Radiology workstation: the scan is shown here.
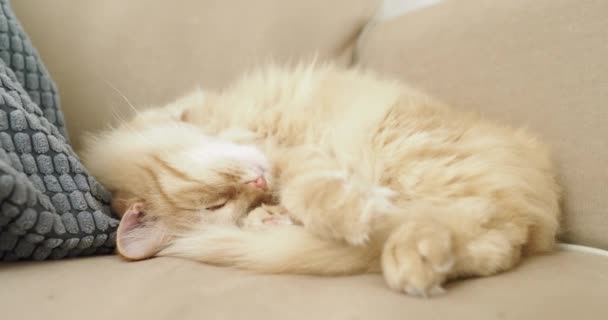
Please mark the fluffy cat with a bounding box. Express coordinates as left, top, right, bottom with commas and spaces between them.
83, 63, 561, 297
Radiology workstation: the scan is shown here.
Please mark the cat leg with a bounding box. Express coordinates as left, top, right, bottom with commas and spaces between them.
277, 147, 397, 245
381, 200, 528, 297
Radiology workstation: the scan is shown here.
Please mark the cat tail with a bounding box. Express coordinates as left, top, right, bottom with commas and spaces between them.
158, 225, 377, 275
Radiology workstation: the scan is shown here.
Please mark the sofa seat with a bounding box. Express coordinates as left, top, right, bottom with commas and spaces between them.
1, 249, 606, 320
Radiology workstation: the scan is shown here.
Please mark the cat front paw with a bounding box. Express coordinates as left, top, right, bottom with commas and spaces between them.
382, 219, 456, 297
287, 172, 397, 246
241, 205, 294, 230
337, 184, 397, 246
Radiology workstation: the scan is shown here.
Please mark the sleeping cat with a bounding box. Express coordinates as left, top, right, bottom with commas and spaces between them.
82, 63, 561, 297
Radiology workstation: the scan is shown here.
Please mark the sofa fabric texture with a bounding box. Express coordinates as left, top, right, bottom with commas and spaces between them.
0, 250, 606, 320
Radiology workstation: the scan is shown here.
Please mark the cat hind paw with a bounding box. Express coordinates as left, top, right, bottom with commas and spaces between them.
382, 219, 456, 297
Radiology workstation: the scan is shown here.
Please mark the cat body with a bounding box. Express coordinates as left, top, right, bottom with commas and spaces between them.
83, 64, 560, 296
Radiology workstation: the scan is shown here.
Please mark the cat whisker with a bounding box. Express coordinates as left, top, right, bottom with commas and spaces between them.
110, 104, 128, 125
108, 104, 157, 146
105, 80, 141, 117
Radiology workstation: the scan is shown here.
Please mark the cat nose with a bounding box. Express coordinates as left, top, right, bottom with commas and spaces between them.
249, 176, 268, 191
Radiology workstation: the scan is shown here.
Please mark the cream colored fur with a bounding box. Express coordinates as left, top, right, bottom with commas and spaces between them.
83, 63, 561, 297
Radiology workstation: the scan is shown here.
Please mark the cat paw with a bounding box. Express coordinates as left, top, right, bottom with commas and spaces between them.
339, 184, 397, 246
301, 173, 397, 246
241, 205, 294, 230
381, 220, 456, 297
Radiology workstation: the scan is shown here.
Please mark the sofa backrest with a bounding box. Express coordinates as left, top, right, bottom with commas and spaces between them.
13, 0, 379, 150
358, 0, 608, 249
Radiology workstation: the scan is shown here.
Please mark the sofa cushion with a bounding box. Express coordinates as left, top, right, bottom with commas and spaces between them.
357, 0, 608, 249
0, 0, 118, 261
0, 249, 606, 320
12, 0, 380, 151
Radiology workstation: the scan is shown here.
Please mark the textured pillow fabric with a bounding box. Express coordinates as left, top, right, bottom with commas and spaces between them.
0, 0, 118, 261
0, 1, 65, 137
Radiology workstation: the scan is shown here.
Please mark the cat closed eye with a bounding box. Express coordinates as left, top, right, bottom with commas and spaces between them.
205, 201, 227, 211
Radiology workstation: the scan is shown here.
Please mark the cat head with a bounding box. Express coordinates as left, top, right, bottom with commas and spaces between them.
82, 101, 275, 260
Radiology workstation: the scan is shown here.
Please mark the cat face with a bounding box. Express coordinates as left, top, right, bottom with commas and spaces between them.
137, 133, 274, 225
83, 111, 275, 260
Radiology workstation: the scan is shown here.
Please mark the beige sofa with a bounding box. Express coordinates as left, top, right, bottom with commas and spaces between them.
3, 1, 607, 319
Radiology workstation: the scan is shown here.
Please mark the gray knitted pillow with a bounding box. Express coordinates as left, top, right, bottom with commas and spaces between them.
0, 0, 118, 261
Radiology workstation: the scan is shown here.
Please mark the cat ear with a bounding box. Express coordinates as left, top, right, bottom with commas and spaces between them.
165, 88, 207, 122
116, 202, 167, 260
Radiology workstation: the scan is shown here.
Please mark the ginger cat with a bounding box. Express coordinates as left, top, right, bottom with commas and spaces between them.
83, 63, 561, 297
